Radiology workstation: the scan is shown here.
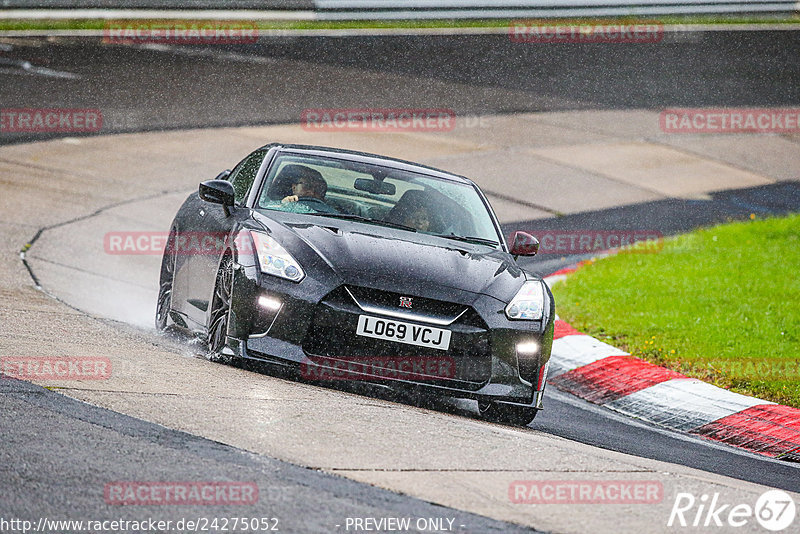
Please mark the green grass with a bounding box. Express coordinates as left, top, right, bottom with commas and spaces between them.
0, 15, 798, 32
551, 213, 800, 408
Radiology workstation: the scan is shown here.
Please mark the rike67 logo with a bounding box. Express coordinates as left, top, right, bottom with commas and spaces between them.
668, 490, 796, 531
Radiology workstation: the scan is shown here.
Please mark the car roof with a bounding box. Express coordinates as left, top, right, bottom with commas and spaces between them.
262, 143, 475, 186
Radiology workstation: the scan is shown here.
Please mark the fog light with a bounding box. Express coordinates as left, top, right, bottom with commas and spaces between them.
516, 341, 539, 355
258, 296, 282, 311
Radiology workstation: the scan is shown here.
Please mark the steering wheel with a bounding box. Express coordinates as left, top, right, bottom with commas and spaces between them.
295, 196, 327, 206
293, 196, 327, 208
294, 196, 340, 213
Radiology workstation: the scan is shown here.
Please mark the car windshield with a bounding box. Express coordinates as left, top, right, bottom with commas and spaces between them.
256, 153, 501, 246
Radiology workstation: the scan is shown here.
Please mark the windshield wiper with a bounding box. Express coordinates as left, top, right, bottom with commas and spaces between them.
305, 212, 418, 232
431, 233, 499, 247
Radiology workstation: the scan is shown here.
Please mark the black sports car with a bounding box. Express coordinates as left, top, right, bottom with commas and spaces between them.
157, 144, 554, 425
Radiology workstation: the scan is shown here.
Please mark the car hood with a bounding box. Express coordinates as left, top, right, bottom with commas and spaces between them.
270, 218, 527, 303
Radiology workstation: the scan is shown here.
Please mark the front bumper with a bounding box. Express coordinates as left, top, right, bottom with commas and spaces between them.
229, 260, 554, 408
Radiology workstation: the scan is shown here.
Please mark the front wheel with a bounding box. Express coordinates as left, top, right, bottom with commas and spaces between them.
478, 401, 538, 426
207, 255, 234, 364
155, 234, 176, 331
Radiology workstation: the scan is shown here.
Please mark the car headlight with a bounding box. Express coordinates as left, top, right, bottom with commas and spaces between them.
249, 231, 305, 282
505, 280, 545, 320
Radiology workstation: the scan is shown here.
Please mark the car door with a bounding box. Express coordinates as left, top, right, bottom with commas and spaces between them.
185, 149, 269, 328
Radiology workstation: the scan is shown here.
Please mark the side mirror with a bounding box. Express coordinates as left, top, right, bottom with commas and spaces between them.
199, 179, 235, 207
509, 231, 539, 257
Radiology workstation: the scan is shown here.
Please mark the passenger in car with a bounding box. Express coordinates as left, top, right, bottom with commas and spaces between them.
387, 190, 444, 232
400, 206, 433, 232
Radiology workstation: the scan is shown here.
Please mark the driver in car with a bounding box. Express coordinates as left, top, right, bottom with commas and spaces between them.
282, 172, 325, 203
271, 166, 338, 214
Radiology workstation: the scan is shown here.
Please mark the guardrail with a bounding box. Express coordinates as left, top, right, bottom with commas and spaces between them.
2, 0, 797, 18
0, 1, 312, 7
313, 0, 799, 19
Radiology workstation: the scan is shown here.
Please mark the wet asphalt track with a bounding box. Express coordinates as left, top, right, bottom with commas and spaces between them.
1, 30, 799, 144
0, 376, 536, 533
1, 31, 799, 527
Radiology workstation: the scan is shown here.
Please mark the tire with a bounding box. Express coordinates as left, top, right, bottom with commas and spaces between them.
478, 400, 538, 426
207, 255, 234, 364
155, 234, 176, 331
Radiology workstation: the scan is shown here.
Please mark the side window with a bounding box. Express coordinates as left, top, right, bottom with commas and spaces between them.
228, 149, 267, 205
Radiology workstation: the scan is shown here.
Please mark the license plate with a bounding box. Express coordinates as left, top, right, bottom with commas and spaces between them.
356, 315, 451, 351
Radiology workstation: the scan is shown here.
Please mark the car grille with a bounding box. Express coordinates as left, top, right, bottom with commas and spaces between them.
302, 285, 492, 389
